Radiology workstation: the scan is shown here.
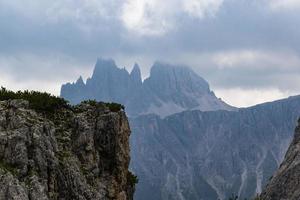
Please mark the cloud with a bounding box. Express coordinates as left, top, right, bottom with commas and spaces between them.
0, 53, 93, 95
215, 88, 293, 108
212, 50, 300, 71
0, 0, 300, 107
268, 0, 300, 11
121, 0, 173, 36
183, 0, 224, 18
120, 0, 225, 36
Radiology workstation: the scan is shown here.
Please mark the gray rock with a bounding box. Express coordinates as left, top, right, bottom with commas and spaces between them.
130, 95, 300, 200
260, 119, 300, 200
0, 100, 135, 200
61, 59, 235, 118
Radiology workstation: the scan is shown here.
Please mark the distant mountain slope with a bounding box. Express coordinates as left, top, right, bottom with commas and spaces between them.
260, 119, 300, 200
130, 95, 300, 200
61, 58, 235, 117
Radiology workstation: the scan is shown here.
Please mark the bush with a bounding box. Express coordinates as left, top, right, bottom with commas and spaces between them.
81, 99, 98, 107
81, 100, 125, 112
105, 102, 125, 112
0, 87, 70, 114
128, 171, 139, 186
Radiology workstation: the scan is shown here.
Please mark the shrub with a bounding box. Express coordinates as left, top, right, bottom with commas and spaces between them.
81, 99, 98, 106
0, 87, 70, 114
128, 171, 139, 186
105, 102, 125, 112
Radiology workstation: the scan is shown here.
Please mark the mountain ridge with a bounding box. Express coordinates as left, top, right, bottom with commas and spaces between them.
61, 58, 235, 117
130, 94, 300, 199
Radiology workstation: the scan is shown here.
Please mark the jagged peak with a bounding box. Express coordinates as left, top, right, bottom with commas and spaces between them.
92, 58, 118, 75
75, 76, 85, 85
130, 63, 142, 81
131, 63, 141, 74
150, 61, 208, 82
150, 61, 193, 75
96, 57, 117, 67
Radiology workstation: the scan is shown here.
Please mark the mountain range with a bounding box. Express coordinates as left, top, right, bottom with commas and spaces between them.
61, 58, 300, 199
61, 58, 235, 118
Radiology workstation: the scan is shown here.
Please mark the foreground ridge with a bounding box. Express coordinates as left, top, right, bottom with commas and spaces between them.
0, 97, 136, 200
260, 118, 300, 200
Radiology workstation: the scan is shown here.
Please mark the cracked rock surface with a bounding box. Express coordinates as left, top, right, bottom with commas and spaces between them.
0, 99, 135, 200
260, 119, 300, 200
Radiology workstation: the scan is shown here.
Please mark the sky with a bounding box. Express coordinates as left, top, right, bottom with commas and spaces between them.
0, 0, 300, 107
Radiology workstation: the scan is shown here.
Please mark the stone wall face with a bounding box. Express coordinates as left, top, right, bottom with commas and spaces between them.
0, 99, 135, 200
260, 119, 300, 200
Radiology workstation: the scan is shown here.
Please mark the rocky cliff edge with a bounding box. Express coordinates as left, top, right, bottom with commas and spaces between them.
260, 118, 300, 200
0, 99, 136, 200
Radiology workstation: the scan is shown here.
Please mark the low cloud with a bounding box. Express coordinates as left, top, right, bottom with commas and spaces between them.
268, 0, 300, 11
120, 0, 224, 36
0, 0, 300, 107
215, 88, 293, 108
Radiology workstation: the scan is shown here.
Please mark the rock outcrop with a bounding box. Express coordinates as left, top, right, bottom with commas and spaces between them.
0, 99, 135, 200
61, 58, 235, 117
260, 119, 300, 200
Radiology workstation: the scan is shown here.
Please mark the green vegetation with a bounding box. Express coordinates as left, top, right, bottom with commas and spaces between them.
0, 161, 18, 175
81, 99, 98, 107
0, 87, 125, 115
81, 99, 125, 112
128, 171, 139, 186
0, 87, 70, 114
105, 102, 125, 112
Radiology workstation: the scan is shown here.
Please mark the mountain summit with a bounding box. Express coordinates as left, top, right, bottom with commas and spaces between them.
61, 58, 235, 117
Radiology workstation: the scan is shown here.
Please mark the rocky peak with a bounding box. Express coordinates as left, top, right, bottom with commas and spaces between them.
260, 118, 300, 200
76, 76, 85, 86
145, 62, 210, 95
130, 63, 142, 85
90, 58, 130, 80
61, 59, 235, 117
0, 98, 136, 200
95, 58, 118, 70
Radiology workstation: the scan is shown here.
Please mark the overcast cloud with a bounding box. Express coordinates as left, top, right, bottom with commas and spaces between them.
0, 0, 300, 107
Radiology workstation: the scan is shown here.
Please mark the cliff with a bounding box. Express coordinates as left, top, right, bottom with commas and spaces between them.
260, 119, 300, 200
0, 99, 136, 200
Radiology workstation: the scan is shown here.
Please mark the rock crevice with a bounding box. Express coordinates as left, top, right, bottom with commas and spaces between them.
260, 119, 300, 200
0, 99, 135, 200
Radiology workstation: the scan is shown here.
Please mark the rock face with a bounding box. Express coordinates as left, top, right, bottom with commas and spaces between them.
130, 96, 300, 200
260, 119, 300, 200
61, 59, 235, 117
0, 99, 135, 200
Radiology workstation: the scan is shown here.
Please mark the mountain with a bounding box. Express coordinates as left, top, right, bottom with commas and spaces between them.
0, 99, 136, 200
260, 119, 300, 200
61, 58, 235, 117
130, 96, 300, 200
60, 58, 300, 199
